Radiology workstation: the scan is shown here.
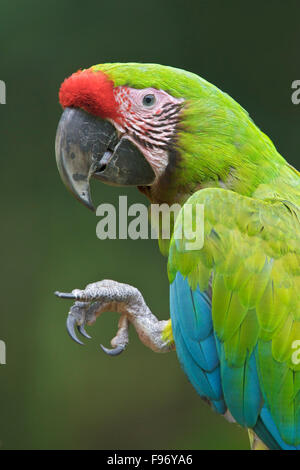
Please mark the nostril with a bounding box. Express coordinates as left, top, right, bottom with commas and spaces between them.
95, 149, 113, 173
94, 149, 113, 175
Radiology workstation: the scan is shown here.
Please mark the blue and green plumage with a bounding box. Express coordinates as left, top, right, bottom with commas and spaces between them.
168, 186, 300, 449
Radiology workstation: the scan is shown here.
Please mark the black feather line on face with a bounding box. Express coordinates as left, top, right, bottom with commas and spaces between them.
144, 121, 170, 129
132, 131, 169, 151
155, 103, 180, 117
137, 118, 186, 204
130, 102, 186, 203
157, 109, 181, 122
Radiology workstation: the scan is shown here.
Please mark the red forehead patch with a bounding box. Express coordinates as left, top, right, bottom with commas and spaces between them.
59, 69, 120, 120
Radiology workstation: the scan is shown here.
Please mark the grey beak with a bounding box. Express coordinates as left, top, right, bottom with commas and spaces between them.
55, 107, 156, 211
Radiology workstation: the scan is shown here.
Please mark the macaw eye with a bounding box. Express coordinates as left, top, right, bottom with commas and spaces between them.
142, 94, 156, 107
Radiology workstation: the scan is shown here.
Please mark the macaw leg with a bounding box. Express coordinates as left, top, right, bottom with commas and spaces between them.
55, 280, 174, 355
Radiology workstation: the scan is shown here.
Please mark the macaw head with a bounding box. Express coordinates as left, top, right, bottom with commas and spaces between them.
56, 63, 282, 209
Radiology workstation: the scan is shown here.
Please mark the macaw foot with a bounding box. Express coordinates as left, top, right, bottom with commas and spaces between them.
55, 280, 174, 355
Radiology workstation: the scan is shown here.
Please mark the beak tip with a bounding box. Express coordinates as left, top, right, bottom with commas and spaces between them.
73, 186, 95, 212
80, 196, 95, 212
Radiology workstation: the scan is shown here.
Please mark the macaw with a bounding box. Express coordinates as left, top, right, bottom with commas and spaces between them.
55, 63, 300, 450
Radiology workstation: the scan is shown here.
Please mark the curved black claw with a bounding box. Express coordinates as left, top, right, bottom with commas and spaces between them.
77, 324, 91, 339
100, 344, 125, 356
66, 315, 84, 345
55, 291, 76, 300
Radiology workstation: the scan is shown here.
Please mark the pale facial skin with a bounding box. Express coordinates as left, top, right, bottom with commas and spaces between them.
111, 86, 184, 178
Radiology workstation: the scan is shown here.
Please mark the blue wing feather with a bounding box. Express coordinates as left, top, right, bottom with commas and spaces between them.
218, 342, 262, 427
170, 272, 226, 412
255, 406, 300, 450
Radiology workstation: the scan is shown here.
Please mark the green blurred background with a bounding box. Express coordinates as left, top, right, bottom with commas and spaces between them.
0, 0, 299, 450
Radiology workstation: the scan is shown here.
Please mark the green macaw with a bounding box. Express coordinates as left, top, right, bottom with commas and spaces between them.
55, 63, 300, 450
